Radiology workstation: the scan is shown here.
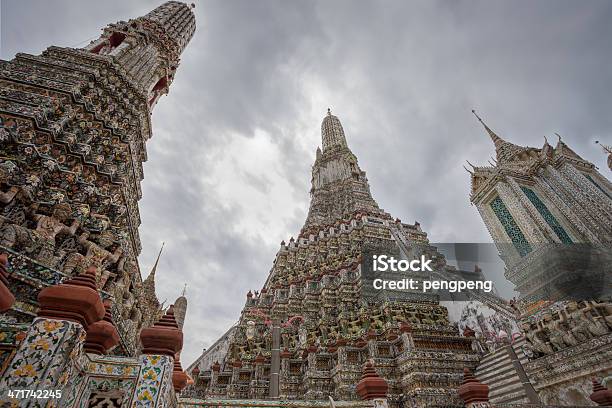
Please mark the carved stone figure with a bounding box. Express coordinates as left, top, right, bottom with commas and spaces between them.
591, 301, 612, 329
587, 316, 609, 336
543, 314, 565, 351
298, 326, 307, 347
74, 229, 123, 287
0, 203, 78, 266
557, 320, 578, 347
564, 302, 592, 342
522, 322, 553, 356
246, 321, 256, 340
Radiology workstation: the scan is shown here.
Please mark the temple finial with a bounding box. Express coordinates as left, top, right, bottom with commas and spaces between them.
155, 241, 165, 266
321, 108, 347, 150
595, 140, 612, 154
463, 165, 473, 175
182, 283, 187, 297
555, 132, 562, 143
466, 160, 476, 169
148, 241, 165, 280
472, 109, 503, 146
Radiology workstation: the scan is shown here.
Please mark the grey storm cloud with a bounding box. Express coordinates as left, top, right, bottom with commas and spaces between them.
2, 0, 612, 365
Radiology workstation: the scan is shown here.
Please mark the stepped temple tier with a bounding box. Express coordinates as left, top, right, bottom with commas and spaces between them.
182, 110, 519, 406
182, 111, 612, 407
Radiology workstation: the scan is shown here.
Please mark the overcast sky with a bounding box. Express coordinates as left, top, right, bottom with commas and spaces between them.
2, 0, 611, 366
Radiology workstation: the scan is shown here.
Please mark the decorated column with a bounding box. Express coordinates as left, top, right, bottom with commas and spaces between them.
172, 352, 189, 393
366, 329, 378, 358
83, 299, 119, 355
210, 361, 221, 388
356, 360, 389, 408
279, 348, 292, 375
336, 337, 348, 366
135, 305, 183, 406
269, 321, 281, 398
254, 353, 266, 372
458, 368, 490, 408
305, 344, 318, 372
399, 322, 414, 351
230, 359, 243, 385
191, 365, 201, 387
0, 267, 104, 407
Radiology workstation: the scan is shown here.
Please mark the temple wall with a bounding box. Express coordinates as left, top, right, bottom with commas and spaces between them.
524, 332, 612, 406
178, 398, 384, 408
0, 317, 177, 408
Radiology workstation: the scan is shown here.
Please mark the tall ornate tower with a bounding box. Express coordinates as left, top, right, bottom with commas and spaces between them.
467, 111, 612, 303
304, 109, 381, 227
0, 1, 196, 355
467, 115, 612, 405
185, 111, 483, 406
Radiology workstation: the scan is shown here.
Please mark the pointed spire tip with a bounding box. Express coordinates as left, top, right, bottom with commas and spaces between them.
471, 109, 505, 147
148, 241, 165, 280
596, 140, 612, 154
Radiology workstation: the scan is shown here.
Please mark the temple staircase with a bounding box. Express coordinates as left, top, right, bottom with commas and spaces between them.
475, 336, 541, 405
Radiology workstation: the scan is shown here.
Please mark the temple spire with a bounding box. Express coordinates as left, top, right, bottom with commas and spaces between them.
472, 109, 504, 147
143, 241, 165, 295
321, 109, 348, 151
472, 109, 525, 163
595, 140, 612, 155
141, 242, 165, 320
149, 242, 165, 280
304, 109, 380, 228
